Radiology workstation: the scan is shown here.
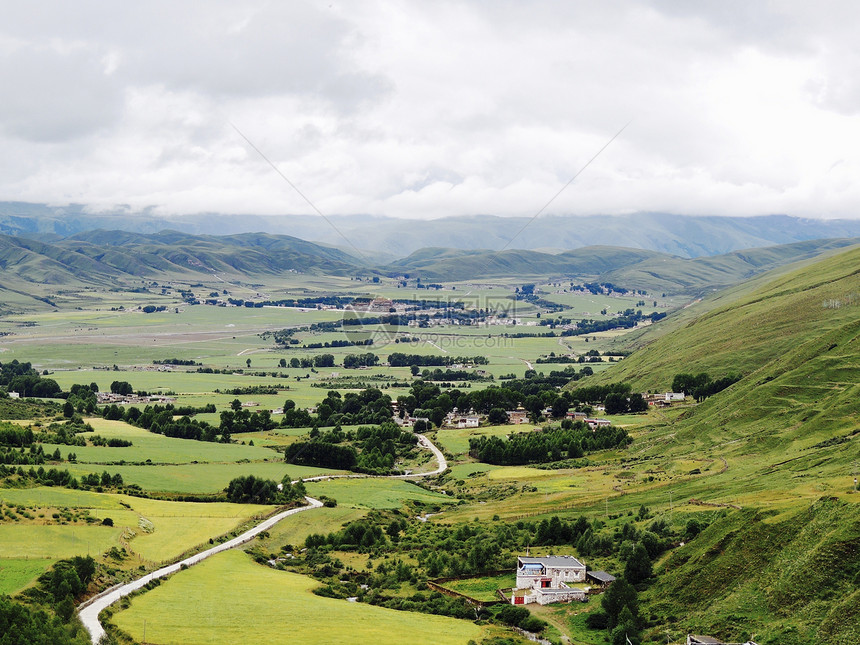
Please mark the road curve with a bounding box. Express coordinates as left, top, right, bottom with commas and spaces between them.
78, 433, 447, 644
79, 497, 323, 644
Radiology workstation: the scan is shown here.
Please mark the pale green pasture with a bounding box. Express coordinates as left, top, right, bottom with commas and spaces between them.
305, 478, 456, 509
446, 463, 500, 479
112, 549, 484, 645
255, 506, 367, 549
66, 462, 343, 493
0, 558, 56, 594
0, 486, 125, 509
433, 425, 526, 456
0, 525, 121, 558
0, 487, 274, 564
43, 418, 281, 464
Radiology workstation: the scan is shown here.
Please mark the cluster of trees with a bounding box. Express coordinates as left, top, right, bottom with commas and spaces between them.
0, 595, 89, 645
79, 471, 124, 488
0, 444, 60, 466
0, 360, 61, 398
224, 474, 306, 504
343, 352, 380, 368
605, 392, 648, 414
102, 402, 219, 442
469, 423, 631, 465
419, 368, 490, 382
0, 424, 35, 446
390, 353, 484, 368
219, 404, 276, 439
286, 422, 416, 474
88, 435, 132, 447
587, 578, 643, 645
672, 372, 742, 402
0, 464, 81, 488
305, 388, 394, 428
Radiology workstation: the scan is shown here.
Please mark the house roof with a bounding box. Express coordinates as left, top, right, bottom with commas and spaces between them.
518, 555, 585, 568
689, 637, 724, 644
586, 570, 616, 583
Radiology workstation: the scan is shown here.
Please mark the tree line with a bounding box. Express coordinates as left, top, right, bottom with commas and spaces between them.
469, 423, 631, 466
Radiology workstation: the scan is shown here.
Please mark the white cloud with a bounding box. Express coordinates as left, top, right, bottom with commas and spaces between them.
1, 0, 859, 219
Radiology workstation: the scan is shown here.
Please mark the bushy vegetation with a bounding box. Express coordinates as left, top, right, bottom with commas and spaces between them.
469, 423, 631, 465
286, 422, 418, 474
224, 474, 306, 504
0, 595, 89, 645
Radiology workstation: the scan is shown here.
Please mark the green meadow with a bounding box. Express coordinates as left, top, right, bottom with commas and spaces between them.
0, 558, 57, 594
111, 549, 485, 645
305, 478, 457, 510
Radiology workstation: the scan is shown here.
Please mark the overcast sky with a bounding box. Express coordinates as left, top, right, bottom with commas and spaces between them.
1, 1, 859, 220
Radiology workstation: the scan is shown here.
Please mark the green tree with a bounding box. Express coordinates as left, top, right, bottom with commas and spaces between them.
487, 408, 509, 424
624, 543, 653, 585
601, 577, 638, 630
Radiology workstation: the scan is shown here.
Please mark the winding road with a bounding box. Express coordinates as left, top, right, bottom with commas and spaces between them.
77, 434, 447, 644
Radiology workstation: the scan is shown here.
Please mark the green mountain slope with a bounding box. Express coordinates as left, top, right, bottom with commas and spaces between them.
385, 238, 859, 291
587, 243, 860, 390
573, 246, 860, 643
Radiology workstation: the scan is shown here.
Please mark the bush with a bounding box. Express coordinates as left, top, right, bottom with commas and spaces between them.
519, 615, 547, 632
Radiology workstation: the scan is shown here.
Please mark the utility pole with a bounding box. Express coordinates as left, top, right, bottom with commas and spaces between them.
669, 489, 674, 525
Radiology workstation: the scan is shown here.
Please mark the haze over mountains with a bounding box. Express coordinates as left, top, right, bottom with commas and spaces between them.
4, 202, 860, 258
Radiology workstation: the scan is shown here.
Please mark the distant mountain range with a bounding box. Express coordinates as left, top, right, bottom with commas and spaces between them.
0, 227, 857, 302
3, 201, 860, 258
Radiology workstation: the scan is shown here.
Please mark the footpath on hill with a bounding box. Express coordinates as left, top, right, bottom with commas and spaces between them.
77, 433, 447, 645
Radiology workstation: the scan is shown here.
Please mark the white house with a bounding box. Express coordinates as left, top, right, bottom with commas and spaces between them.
512, 555, 588, 605
665, 392, 686, 402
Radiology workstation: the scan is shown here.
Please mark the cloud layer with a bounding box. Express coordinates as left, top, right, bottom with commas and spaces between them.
1, 1, 859, 219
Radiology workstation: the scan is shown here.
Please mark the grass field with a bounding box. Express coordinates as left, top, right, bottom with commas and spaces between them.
42, 417, 282, 465
0, 487, 274, 566
438, 572, 515, 602
66, 462, 343, 494
111, 549, 485, 645
255, 506, 367, 551
0, 524, 121, 559
305, 478, 457, 509
0, 558, 56, 594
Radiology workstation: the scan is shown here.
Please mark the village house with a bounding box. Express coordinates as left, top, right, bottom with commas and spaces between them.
511, 555, 594, 605
585, 418, 611, 430
566, 410, 587, 421
506, 409, 529, 424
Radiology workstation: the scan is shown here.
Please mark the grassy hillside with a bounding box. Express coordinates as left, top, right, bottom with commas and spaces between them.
646, 498, 860, 644
584, 243, 860, 392
386, 238, 859, 289
573, 245, 860, 644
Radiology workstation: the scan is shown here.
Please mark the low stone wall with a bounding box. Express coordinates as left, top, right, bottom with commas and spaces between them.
426, 571, 512, 609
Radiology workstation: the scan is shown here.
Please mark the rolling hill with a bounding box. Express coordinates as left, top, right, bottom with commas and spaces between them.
5, 202, 860, 258
566, 244, 860, 643
385, 238, 860, 291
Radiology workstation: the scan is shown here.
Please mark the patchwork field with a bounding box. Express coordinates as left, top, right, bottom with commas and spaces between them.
111, 549, 486, 645
304, 478, 457, 509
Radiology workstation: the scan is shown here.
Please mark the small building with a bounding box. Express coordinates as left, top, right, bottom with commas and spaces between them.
507, 409, 529, 424
586, 570, 616, 588
513, 555, 589, 606
8, 391, 20, 399
566, 411, 587, 420
665, 392, 686, 401
585, 418, 611, 430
